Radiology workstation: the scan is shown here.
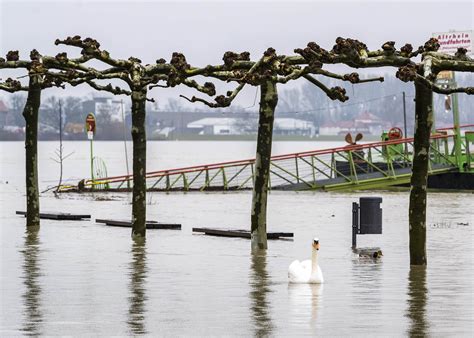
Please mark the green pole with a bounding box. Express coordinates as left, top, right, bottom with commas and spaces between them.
451, 72, 463, 172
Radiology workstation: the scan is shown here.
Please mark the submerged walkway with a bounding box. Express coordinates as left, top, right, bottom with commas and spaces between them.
60, 125, 474, 192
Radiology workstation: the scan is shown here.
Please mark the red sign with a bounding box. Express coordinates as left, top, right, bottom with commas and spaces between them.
85, 113, 96, 134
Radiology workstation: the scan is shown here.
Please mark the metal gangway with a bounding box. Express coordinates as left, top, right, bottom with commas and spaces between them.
61, 125, 474, 192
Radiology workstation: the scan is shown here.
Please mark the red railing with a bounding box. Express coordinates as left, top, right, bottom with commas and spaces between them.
87, 132, 461, 186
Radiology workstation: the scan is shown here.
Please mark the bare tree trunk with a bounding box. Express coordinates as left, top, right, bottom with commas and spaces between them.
409, 79, 433, 265
22, 75, 42, 228
251, 81, 278, 250
131, 89, 147, 238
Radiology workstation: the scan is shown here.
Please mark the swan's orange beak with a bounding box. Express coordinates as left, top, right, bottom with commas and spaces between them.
312, 242, 320, 250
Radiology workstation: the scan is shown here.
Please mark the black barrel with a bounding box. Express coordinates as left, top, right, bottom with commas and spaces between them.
359, 197, 382, 234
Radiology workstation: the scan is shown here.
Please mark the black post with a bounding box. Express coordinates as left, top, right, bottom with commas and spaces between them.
352, 202, 359, 249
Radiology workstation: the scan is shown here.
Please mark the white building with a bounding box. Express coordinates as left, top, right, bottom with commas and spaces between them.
273, 118, 316, 136
187, 118, 241, 135
187, 117, 316, 136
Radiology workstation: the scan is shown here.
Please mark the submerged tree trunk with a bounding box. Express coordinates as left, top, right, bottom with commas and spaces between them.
409, 79, 433, 265
131, 89, 147, 238
22, 75, 42, 228
251, 81, 278, 250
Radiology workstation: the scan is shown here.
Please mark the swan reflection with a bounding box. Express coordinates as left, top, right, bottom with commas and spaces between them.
288, 283, 324, 329
249, 250, 274, 337
127, 238, 148, 335
406, 266, 428, 337
21, 226, 43, 336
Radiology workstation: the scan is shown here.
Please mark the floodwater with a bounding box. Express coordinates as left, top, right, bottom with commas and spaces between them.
0, 141, 473, 336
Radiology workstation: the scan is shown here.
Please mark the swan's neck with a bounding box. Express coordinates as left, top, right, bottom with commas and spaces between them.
311, 247, 319, 275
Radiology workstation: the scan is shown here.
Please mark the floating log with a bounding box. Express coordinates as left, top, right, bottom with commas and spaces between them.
95, 219, 181, 230
192, 227, 293, 239
16, 211, 90, 220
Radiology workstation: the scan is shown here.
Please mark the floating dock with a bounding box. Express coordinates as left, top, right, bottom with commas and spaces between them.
16, 211, 90, 220
96, 218, 181, 230
192, 227, 293, 239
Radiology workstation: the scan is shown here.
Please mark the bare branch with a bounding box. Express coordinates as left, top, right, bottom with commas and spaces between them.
148, 83, 169, 89
151, 78, 217, 96
181, 82, 246, 108
0, 78, 28, 92
55, 36, 132, 69
182, 79, 217, 96
415, 74, 474, 95
310, 69, 384, 84
86, 80, 132, 96
431, 57, 474, 73
303, 74, 349, 101
276, 67, 309, 84
179, 95, 218, 107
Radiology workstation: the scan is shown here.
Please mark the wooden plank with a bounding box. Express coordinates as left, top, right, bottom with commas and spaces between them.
96, 219, 181, 230
16, 211, 90, 220
192, 227, 293, 239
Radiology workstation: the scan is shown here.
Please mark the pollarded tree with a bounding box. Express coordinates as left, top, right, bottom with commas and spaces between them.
0, 49, 96, 227
395, 42, 474, 265
291, 37, 474, 264
181, 47, 383, 250
55, 36, 216, 239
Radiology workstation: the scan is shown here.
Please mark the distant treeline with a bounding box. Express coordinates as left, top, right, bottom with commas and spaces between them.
1, 73, 472, 141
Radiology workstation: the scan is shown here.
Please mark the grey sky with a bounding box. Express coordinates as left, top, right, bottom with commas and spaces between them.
0, 0, 473, 108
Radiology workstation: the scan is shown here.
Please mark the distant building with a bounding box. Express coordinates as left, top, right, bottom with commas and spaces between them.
186, 117, 316, 136
187, 118, 241, 135
320, 112, 387, 136
82, 97, 123, 122
354, 112, 385, 135
273, 118, 315, 136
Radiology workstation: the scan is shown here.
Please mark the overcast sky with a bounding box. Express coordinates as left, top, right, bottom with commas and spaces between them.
0, 0, 473, 108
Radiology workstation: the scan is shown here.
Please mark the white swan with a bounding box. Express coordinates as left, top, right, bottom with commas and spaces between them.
288, 238, 324, 284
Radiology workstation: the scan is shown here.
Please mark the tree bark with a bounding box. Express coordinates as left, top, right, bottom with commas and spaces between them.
22, 75, 42, 228
131, 89, 147, 238
251, 81, 278, 250
409, 78, 433, 265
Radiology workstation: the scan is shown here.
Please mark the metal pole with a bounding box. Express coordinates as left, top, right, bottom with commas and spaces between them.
59, 100, 63, 183
121, 100, 131, 188
402, 92, 409, 162
402, 92, 408, 138
90, 137, 94, 183
352, 202, 359, 249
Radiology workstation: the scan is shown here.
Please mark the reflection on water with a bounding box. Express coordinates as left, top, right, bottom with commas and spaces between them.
20, 226, 43, 336
288, 283, 324, 331
406, 266, 429, 337
249, 250, 273, 337
351, 251, 383, 313
127, 238, 148, 335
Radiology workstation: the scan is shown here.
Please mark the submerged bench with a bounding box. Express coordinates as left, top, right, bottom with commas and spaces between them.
192, 227, 293, 239
16, 211, 90, 220
96, 219, 181, 230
